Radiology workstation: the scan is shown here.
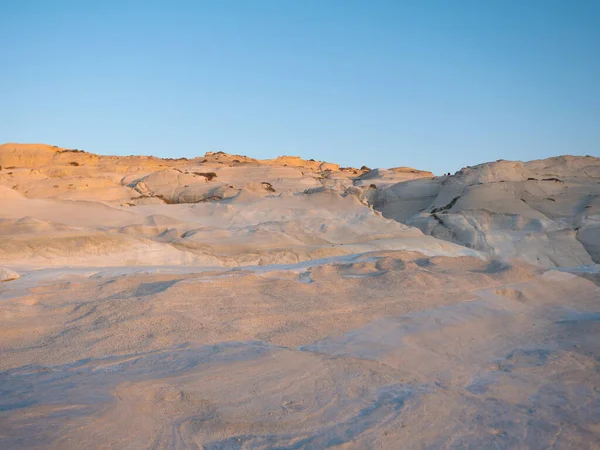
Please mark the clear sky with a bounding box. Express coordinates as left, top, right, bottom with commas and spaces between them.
1, 0, 598, 174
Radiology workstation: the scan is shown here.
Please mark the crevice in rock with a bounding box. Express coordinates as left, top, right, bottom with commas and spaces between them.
431, 196, 461, 214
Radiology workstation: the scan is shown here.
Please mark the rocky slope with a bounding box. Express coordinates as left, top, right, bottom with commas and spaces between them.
2, 144, 598, 268
373, 156, 600, 267
0, 143, 453, 269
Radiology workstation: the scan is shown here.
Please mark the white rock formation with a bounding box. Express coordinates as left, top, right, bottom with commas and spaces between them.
1, 144, 600, 448
374, 156, 600, 267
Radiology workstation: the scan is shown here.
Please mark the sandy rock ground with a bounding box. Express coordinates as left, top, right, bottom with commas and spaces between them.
1, 144, 599, 449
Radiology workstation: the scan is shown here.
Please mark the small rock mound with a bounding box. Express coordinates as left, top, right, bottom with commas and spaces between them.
0, 267, 20, 282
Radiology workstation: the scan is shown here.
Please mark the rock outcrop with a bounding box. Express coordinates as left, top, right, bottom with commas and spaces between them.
374, 156, 600, 267
2, 143, 598, 268
0, 267, 19, 282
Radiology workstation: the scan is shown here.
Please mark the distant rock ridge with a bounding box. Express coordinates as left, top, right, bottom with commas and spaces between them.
0, 142, 430, 206
1, 142, 599, 267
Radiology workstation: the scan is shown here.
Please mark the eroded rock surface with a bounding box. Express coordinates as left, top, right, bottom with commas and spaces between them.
374, 156, 600, 267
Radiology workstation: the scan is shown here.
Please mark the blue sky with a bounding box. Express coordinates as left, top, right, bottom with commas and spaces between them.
1, 0, 598, 174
